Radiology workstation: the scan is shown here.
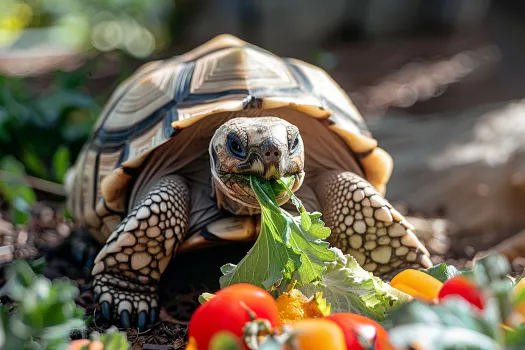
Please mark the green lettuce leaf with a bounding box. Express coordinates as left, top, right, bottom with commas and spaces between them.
298, 247, 411, 321
423, 262, 464, 283
219, 176, 335, 290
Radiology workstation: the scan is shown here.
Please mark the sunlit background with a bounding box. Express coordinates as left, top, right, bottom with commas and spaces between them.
1, 0, 525, 273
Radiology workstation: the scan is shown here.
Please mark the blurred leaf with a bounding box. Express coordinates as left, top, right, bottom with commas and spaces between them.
5, 258, 38, 295
97, 328, 129, 350
26, 257, 47, 275
21, 148, 48, 179
0, 260, 91, 349
505, 324, 525, 349
52, 146, 70, 183
0, 309, 5, 350
0, 156, 36, 225
472, 254, 514, 321
209, 331, 243, 350
424, 262, 464, 283
386, 298, 503, 349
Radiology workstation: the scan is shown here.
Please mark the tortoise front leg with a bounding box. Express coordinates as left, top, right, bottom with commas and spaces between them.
317, 171, 432, 276
91, 175, 189, 330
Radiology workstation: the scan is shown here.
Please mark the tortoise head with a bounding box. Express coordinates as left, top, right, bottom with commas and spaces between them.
209, 116, 305, 208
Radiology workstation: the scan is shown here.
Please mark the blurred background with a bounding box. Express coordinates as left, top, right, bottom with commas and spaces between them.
1, 0, 525, 273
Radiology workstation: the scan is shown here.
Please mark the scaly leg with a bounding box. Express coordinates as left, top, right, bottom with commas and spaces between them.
318, 171, 432, 276
91, 175, 189, 330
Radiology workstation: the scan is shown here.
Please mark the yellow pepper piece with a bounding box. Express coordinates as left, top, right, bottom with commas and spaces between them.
186, 336, 198, 350
390, 269, 443, 301
276, 288, 329, 324
391, 283, 432, 301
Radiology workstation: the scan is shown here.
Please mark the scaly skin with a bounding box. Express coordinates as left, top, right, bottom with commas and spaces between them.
320, 171, 432, 276
92, 175, 189, 329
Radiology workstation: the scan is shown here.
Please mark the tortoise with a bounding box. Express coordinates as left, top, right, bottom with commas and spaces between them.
66, 34, 432, 330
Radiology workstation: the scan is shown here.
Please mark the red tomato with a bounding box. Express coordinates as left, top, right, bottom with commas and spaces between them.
438, 275, 485, 310
325, 313, 393, 350
188, 283, 280, 350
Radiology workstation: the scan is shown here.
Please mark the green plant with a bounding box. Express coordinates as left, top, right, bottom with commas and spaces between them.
386, 255, 525, 350
0, 156, 37, 225
0, 259, 129, 350
0, 67, 101, 184
0, 259, 85, 349
0, 0, 176, 58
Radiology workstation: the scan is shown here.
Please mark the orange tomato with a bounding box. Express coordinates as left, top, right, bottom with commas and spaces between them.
287, 318, 346, 350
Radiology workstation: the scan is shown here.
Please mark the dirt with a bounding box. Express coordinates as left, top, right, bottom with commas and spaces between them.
0, 193, 523, 349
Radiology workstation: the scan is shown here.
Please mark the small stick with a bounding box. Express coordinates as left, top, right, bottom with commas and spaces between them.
0, 170, 66, 197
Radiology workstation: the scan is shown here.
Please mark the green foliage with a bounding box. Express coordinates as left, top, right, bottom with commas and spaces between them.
386, 254, 525, 350
209, 331, 243, 350
1, 0, 177, 57
219, 176, 335, 291
0, 260, 85, 349
83, 328, 129, 350
299, 247, 411, 321
423, 262, 465, 283
219, 176, 407, 322
0, 68, 101, 184
0, 259, 129, 350
52, 146, 71, 184
0, 156, 36, 225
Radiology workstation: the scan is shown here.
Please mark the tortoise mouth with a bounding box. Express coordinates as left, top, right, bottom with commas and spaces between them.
212, 171, 305, 209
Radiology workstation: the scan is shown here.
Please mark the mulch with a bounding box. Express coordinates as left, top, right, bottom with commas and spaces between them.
0, 194, 523, 349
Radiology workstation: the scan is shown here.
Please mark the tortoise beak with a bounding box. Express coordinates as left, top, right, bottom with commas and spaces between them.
263, 163, 281, 180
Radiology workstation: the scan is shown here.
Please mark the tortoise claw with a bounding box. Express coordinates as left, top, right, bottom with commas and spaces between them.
149, 307, 158, 325
121, 310, 131, 329
138, 311, 148, 331
101, 302, 112, 321
92, 274, 159, 329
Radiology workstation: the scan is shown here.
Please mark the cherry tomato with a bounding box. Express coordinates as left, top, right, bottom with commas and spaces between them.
438, 275, 485, 310
188, 283, 280, 350
287, 318, 346, 350
325, 313, 393, 350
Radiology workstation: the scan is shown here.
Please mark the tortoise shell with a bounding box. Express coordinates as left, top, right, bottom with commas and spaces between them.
67, 34, 393, 244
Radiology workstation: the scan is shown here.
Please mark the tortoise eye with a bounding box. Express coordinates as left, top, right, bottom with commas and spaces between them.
290, 134, 300, 153
227, 134, 246, 159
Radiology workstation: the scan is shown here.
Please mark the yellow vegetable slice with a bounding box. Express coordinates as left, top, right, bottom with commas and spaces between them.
390, 269, 443, 301
276, 288, 330, 324
390, 283, 432, 302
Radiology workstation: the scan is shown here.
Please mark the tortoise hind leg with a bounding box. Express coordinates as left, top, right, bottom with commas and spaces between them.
91, 175, 189, 330
316, 171, 432, 277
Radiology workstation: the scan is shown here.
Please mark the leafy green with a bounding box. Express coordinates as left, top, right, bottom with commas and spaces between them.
87, 328, 129, 350
0, 156, 36, 225
1, 260, 85, 349
385, 254, 525, 350
219, 176, 335, 291
52, 146, 71, 184
209, 331, 243, 350
298, 247, 411, 321
423, 262, 464, 283
0, 260, 129, 350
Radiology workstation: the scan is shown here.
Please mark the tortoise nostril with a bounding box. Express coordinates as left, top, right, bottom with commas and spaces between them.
265, 152, 271, 157
274, 152, 279, 156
